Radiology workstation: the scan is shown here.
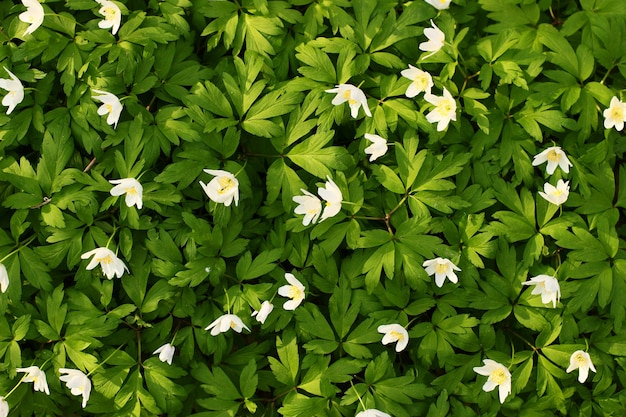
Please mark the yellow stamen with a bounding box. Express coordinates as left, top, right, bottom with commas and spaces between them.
390, 331, 404, 341
435, 263, 448, 274
611, 107, 624, 120
573, 352, 587, 366
437, 99, 454, 116
217, 177, 235, 195
490, 368, 508, 384
547, 149, 559, 162
97, 255, 112, 265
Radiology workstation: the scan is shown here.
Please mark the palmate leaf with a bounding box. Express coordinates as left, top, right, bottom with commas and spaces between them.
287, 132, 353, 179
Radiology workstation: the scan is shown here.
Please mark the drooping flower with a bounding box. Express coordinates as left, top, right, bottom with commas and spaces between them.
364, 134, 388, 162
278, 273, 306, 311
153, 343, 175, 365
603, 96, 626, 131
251, 301, 274, 324
92, 90, 123, 128
81, 247, 128, 279
0, 397, 7, 417
538, 179, 569, 206
19, 0, 44, 36
59, 368, 91, 408
318, 177, 342, 222
566, 350, 596, 383
423, 257, 461, 287
110, 178, 143, 209
473, 359, 512, 404
401, 65, 434, 97
522, 275, 561, 308
205, 314, 250, 336
355, 410, 392, 417
419, 20, 445, 59
292, 189, 322, 226
0, 263, 8, 293
424, 0, 452, 10
425, 88, 457, 131
0, 68, 25, 115
325, 84, 372, 118
532, 146, 572, 175
378, 323, 409, 352
16, 366, 50, 395
96, 0, 122, 35
199, 169, 239, 207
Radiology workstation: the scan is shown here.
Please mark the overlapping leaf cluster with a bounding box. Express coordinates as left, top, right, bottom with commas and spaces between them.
0, 0, 625, 416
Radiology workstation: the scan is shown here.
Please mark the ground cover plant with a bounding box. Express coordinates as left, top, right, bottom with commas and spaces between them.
0, 0, 625, 415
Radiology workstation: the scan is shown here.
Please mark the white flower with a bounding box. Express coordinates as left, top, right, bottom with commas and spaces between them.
473, 359, 512, 404
199, 169, 239, 207
110, 178, 143, 209
364, 134, 388, 162
0, 397, 7, 417
96, 0, 122, 35
400, 65, 433, 97
81, 247, 128, 279
59, 368, 91, 408
532, 146, 572, 175
292, 189, 322, 226
538, 179, 569, 206
0, 67, 25, 115
522, 274, 561, 308
355, 410, 392, 417
16, 366, 50, 395
566, 350, 596, 383
419, 20, 445, 59
603, 96, 626, 131
425, 88, 457, 131
318, 177, 342, 222
0, 263, 8, 293
423, 257, 461, 287
325, 84, 371, 118
378, 323, 409, 352
278, 273, 305, 311
205, 314, 250, 336
153, 343, 175, 365
251, 301, 274, 324
92, 90, 123, 128
19, 0, 44, 36
424, 0, 452, 10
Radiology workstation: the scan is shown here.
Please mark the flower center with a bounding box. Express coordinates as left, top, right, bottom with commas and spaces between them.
490, 368, 508, 384
125, 187, 137, 195
105, 103, 113, 113
611, 106, 624, 120
289, 286, 303, 299
97, 255, 113, 265
390, 331, 404, 341
547, 149, 559, 162
437, 99, 454, 115
574, 352, 587, 366
230, 321, 237, 329
343, 90, 352, 100
217, 177, 235, 195
435, 263, 448, 274
414, 74, 429, 90
552, 189, 563, 197
103, 6, 117, 20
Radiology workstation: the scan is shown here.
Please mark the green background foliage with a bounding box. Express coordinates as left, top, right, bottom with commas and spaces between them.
0, 0, 625, 415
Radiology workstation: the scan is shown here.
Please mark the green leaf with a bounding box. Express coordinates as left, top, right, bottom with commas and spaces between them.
235, 249, 281, 281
